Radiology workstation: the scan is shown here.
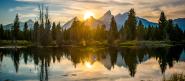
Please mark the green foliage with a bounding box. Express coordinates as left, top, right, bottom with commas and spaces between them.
121, 8, 137, 40
23, 22, 29, 40
0, 40, 32, 46
69, 17, 82, 42
52, 22, 57, 41
44, 20, 52, 45
172, 24, 183, 41
158, 11, 168, 40
95, 24, 107, 41
33, 21, 40, 45
108, 16, 118, 44
56, 22, 63, 46
0, 24, 4, 40
12, 14, 20, 43
136, 20, 145, 40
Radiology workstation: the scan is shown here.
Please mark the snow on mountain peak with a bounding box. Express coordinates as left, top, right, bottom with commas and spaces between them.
115, 12, 129, 30
105, 10, 112, 16
62, 17, 80, 30
99, 10, 114, 30
61, 11, 184, 31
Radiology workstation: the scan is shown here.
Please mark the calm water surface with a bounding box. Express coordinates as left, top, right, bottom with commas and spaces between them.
0, 46, 185, 81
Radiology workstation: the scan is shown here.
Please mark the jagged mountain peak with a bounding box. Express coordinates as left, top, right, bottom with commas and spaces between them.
3, 19, 34, 30
101, 10, 113, 18
105, 10, 112, 15
115, 12, 158, 30
61, 10, 184, 31
62, 17, 80, 29
83, 16, 103, 28
73, 16, 80, 21
99, 10, 114, 30
173, 18, 185, 31
85, 16, 96, 21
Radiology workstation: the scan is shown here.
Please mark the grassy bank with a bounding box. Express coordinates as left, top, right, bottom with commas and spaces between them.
0, 40, 183, 47
60, 40, 182, 47
0, 40, 32, 47
119, 40, 173, 47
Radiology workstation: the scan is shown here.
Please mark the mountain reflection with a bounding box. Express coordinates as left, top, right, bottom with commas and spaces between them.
0, 46, 184, 80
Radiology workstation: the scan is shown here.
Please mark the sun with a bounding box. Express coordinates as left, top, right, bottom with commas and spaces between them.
83, 11, 95, 20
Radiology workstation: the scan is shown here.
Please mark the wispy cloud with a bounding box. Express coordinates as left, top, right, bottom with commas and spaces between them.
9, 6, 37, 12
5, 0, 184, 24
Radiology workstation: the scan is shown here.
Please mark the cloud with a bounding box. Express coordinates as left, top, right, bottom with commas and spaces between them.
72, 0, 133, 6
9, 6, 37, 12
13, 0, 185, 23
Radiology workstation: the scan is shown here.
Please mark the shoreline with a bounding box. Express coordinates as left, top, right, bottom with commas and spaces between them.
0, 40, 184, 48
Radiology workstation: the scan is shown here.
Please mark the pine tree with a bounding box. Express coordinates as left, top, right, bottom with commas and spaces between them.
120, 23, 129, 41
108, 16, 118, 44
13, 14, 20, 43
151, 26, 158, 40
167, 19, 174, 41
136, 20, 145, 40
52, 22, 56, 41
95, 25, 101, 41
173, 24, 183, 41
158, 11, 168, 40
39, 22, 45, 45
95, 25, 106, 41
146, 25, 152, 40
0, 24, 4, 40
24, 22, 28, 40
56, 22, 63, 46
44, 20, 52, 45
33, 21, 40, 45
100, 24, 107, 41
69, 18, 80, 41
38, 4, 46, 45
122, 8, 137, 40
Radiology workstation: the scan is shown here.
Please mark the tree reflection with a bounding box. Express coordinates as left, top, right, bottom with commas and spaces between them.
0, 46, 184, 80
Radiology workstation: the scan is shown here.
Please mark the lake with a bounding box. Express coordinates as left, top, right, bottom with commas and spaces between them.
0, 46, 185, 81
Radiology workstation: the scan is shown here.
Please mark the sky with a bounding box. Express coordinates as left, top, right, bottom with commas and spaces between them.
0, 0, 185, 25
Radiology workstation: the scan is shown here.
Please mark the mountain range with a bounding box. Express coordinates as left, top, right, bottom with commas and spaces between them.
4, 19, 34, 31
3, 11, 185, 31
62, 10, 185, 31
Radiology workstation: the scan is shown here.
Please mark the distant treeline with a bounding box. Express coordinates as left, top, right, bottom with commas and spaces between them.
0, 7, 184, 46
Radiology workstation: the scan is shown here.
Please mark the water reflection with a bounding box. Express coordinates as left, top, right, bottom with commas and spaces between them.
0, 46, 184, 81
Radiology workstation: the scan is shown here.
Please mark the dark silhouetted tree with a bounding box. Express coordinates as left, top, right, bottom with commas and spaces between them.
52, 22, 57, 41
33, 21, 40, 45
158, 11, 168, 40
121, 8, 137, 40
0, 24, 4, 40
108, 16, 118, 44
136, 20, 145, 40
13, 14, 20, 43
23, 22, 29, 40
56, 22, 63, 46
